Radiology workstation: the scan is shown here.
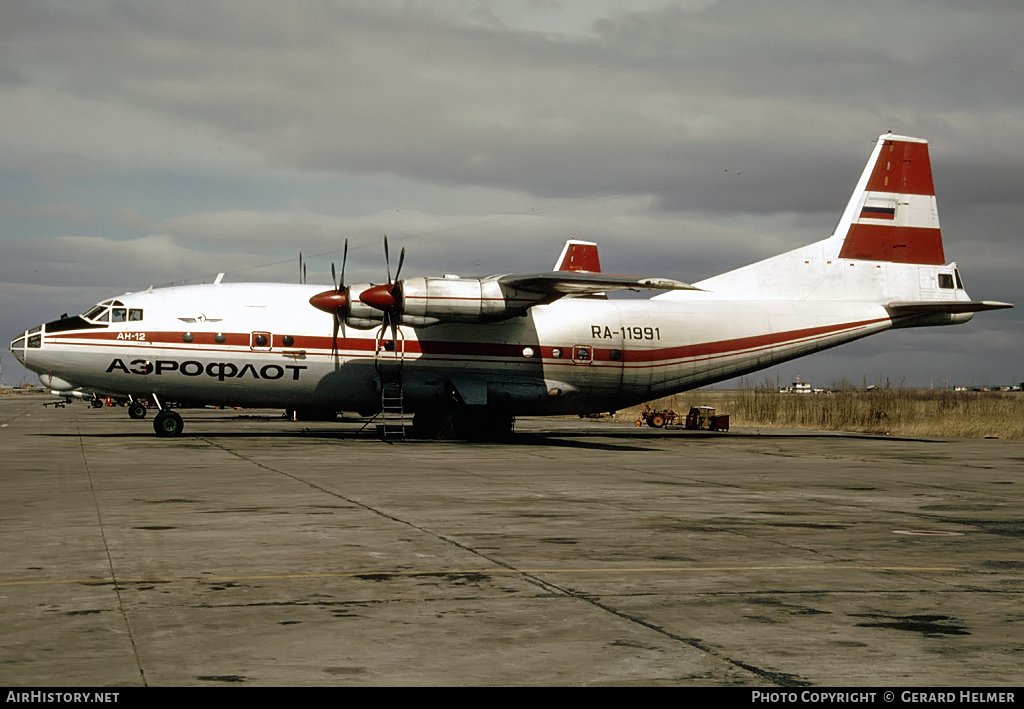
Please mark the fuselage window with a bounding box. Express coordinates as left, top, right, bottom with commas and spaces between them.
954, 269, 964, 290
938, 273, 954, 289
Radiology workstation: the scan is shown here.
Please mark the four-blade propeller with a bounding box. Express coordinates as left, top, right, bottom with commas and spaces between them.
359, 236, 405, 347
308, 235, 406, 353
307, 238, 350, 359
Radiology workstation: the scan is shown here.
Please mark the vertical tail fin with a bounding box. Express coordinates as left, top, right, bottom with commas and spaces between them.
672, 133, 1009, 317
553, 239, 602, 272
833, 134, 945, 265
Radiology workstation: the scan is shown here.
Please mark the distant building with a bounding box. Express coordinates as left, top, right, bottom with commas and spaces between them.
779, 375, 828, 394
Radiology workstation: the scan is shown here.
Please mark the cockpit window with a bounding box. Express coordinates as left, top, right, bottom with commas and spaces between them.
83, 305, 107, 321
82, 300, 141, 323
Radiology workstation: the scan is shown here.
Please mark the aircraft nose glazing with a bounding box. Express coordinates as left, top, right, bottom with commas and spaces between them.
10, 331, 28, 364
9, 325, 43, 365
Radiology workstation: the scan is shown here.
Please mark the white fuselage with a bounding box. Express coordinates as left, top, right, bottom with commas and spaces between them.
11, 280, 905, 415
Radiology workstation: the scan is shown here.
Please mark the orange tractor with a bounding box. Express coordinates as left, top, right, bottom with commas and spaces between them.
635, 403, 729, 431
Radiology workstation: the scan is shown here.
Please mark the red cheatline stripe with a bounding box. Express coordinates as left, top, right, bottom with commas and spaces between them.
619, 317, 888, 363
44, 317, 889, 368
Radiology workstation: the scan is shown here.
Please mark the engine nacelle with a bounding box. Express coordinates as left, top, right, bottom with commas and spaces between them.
398, 276, 543, 325
344, 284, 386, 330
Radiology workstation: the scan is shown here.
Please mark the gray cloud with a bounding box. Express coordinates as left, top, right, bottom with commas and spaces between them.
5, 1, 1020, 202
2, 0, 1021, 387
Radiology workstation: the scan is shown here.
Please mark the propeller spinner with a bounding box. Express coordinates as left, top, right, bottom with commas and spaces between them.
308, 239, 349, 357
308, 236, 407, 347
359, 235, 405, 345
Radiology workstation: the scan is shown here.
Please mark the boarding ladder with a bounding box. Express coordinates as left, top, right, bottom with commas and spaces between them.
373, 326, 406, 442
379, 378, 406, 442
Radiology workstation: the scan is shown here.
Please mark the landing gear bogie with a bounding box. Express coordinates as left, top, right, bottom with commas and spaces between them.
153, 411, 184, 437
410, 407, 513, 441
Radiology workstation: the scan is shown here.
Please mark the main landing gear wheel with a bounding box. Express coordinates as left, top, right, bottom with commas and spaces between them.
128, 403, 147, 419
153, 411, 184, 437
410, 408, 513, 441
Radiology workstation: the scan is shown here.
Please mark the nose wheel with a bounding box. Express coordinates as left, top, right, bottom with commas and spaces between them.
153, 410, 184, 437
128, 402, 147, 419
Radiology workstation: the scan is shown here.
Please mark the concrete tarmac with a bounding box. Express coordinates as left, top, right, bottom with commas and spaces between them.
1, 395, 1022, 687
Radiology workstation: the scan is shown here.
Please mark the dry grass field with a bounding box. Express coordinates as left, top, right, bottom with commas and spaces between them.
623, 387, 1024, 440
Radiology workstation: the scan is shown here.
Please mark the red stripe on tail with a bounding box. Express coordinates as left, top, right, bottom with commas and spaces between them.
864, 138, 935, 195
556, 241, 602, 272
840, 224, 945, 265
838, 137, 946, 265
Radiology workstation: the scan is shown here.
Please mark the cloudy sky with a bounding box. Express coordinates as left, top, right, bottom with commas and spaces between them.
2, 0, 1021, 388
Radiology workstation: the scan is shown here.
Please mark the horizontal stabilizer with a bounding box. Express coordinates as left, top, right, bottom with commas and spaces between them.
887, 300, 1013, 315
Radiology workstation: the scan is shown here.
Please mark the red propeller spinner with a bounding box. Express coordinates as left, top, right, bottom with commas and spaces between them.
357, 283, 397, 311
308, 240, 349, 358
308, 288, 347, 314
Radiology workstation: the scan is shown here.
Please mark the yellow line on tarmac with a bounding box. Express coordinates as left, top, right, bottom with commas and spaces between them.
0, 564, 959, 588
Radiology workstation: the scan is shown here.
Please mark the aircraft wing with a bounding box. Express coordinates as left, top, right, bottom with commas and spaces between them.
498, 271, 700, 297
887, 300, 1013, 314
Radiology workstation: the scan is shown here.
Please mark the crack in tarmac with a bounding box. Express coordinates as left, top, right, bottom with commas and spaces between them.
200, 435, 814, 687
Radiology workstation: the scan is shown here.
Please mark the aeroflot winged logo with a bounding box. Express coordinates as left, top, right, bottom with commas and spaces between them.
106, 358, 307, 381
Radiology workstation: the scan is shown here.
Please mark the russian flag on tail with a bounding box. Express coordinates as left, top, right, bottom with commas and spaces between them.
838, 135, 945, 265
858, 205, 896, 220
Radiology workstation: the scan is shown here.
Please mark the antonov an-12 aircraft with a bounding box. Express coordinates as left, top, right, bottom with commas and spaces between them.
9, 134, 1012, 438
